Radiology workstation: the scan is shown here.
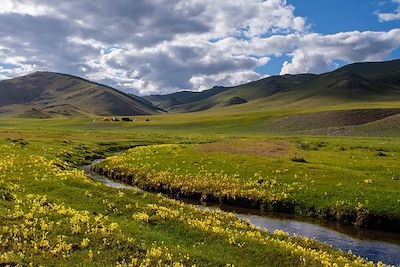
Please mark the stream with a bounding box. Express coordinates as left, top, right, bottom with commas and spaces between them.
80, 159, 400, 266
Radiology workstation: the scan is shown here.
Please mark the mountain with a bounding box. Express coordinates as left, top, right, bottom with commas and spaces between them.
145, 86, 230, 110
145, 74, 315, 112
285, 60, 400, 101
3, 60, 399, 118
144, 59, 400, 113
0, 72, 163, 118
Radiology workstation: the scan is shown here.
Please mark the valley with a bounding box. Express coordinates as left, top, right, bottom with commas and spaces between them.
1, 60, 400, 266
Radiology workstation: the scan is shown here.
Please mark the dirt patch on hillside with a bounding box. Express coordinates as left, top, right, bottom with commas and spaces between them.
269, 109, 400, 131
199, 140, 291, 157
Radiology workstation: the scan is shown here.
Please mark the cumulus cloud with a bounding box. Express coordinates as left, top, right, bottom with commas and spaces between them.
0, 0, 399, 94
0, 0, 307, 94
190, 70, 267, 92
376, 0, 400, 22
280, 29, 400, 74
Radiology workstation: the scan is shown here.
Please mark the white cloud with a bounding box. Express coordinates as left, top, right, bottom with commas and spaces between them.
0, 0, 55, 16
0, 0, 308, 94
190, 71, 265, 92
280, 30, 400, 74
0, 0, 399, 95
376, 0, 400, 22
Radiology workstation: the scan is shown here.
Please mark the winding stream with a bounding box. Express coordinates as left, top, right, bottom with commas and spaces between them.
80, 159, 400, 266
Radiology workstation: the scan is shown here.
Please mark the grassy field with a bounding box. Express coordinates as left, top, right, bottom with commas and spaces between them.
0, 111, 399, 266
1, 102, 400, 137
94, 137, 400, 230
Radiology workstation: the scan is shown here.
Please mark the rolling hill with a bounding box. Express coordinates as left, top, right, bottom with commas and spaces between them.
0, 72, 163, 118
145, 74, 316, 112
2, 59, 400, 119
145, 59, 400, 113
145, 86, 230, 110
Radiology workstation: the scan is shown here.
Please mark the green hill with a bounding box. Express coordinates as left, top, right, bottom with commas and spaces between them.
145, 86, 229, 110
145, 74, 315, 112
145, 59, 400, 113
284, 60, 400, 102
0, 72, 163, 118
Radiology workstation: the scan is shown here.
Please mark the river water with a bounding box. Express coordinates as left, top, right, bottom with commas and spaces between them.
235, 213, 400, 265
80, 160, 400, 266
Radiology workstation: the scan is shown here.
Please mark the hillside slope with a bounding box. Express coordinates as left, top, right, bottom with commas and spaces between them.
145, 74, 315, 112
0, 72, 162, 117
284, 60, 400, 101
145, 86, 230, 110
145, 59, 400, 113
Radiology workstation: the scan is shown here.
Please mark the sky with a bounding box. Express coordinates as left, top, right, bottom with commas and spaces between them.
0, 0, 400, 95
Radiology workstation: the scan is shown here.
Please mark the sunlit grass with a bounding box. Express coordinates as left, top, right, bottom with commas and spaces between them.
94, 137, 400, 229
0, 111, 398, 266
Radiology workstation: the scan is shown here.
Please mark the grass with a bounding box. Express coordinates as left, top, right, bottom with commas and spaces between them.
0, 110, 399, 266
1, 132, 377, 266
93, 137, 400, 230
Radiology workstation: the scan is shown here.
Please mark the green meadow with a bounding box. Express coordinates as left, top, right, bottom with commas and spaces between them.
0, 110, 399, 266
94, 138, 400, 229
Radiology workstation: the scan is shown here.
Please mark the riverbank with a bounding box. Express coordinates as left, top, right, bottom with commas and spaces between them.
85, 159, 400, 266
2, 118, 400, 266
1, 127, 381, 266
92, 140, 400, 233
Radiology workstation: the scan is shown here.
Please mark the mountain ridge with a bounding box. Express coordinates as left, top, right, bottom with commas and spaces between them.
2, 59, 400, 118
144, 59, 400, 113
0, 71, 163, 118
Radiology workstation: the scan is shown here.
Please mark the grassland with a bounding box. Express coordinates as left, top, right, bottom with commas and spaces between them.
0, 110, 399, 266
94, 138, 400, 231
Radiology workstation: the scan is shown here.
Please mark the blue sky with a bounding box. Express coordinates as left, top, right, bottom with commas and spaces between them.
0, 0, 400, 94
289, 0, 396, 33
259, 0, 400, 75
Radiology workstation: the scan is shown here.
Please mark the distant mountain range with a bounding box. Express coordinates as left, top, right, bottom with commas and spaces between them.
1, 59, 400, 118
0, 72, 163, 118
145, 59, 400, 113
